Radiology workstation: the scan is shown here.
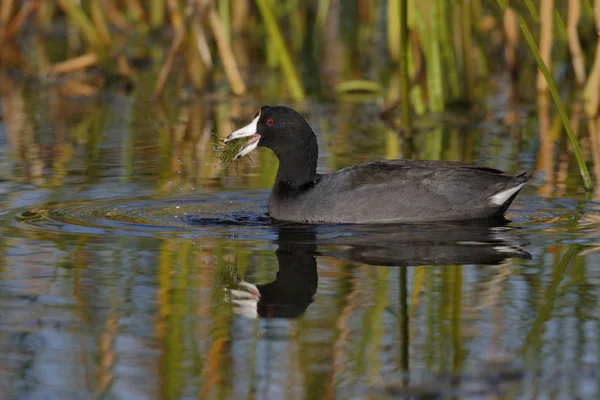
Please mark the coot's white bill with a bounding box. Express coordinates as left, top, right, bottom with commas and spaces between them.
224, 116, 261, 160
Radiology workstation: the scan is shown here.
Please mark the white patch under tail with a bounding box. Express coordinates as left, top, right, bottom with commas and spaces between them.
488, 183, 526, 206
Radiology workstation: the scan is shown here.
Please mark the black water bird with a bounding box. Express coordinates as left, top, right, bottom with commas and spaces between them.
225, 106, 531, 223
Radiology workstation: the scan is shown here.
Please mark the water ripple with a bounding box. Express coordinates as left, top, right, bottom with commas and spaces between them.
9, 193, 272, 240
7, 193, 600, 249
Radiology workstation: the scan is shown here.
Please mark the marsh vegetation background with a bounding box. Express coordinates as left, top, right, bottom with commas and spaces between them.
1, 1, 600, 399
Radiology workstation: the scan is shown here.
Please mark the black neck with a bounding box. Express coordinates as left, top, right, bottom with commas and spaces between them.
273, 133, 319, 189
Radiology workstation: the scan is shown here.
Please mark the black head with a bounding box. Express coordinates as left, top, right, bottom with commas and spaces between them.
254, 106, 314, 152
226, 105, 319, 187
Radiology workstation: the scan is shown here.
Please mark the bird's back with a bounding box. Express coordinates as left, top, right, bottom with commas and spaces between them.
268, 160, 530, 223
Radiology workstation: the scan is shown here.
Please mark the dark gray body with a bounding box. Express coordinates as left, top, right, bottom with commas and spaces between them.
268, 160, 530, 224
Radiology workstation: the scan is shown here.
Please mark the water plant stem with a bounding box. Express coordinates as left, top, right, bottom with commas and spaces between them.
150, 0, 166, 28
524, 0, 540, 21
255, 0, 305, 102
205, 2, 246, 95
427, 0, 445, 112
57, 0, 102, 50
508, 5, 593, 189
399, 0, 411, 129
460, 1, 473, 100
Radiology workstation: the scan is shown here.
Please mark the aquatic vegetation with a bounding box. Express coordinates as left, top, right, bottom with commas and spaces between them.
214, 135, 248, 166
1, 0, 600, 189
496, 0, 593, 189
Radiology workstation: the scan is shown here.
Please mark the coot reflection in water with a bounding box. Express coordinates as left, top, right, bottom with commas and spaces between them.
228, 220, 530, 319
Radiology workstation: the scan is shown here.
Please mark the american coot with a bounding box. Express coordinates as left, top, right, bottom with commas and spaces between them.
225, 106, 531, 223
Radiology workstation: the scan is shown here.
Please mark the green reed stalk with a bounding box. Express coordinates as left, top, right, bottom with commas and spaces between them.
427, 0, 445, 112
554, 9, 568, 39
406, 0, 426, 114
218, 0, 231, 43
388, 0, 400, 62
150, 0, 165, 28
57, 0, 102, 50
472, 0, 482, 20
386, 128, 400, 159
439, 0, 459, 99
499, 2, 593, 189
399, 0, 411, 128
460, 1, 473, 101
37, 1, 55, 27
255, 0, 305, 101
289, 0, 304, 53
525, 29, 592, 189
315, 0, 330, 31
524, 0, 540, 21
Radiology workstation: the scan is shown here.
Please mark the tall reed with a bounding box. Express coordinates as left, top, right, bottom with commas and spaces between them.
255, 0, 305, 101
398, 0, 411, 128
498, 1, 593, 189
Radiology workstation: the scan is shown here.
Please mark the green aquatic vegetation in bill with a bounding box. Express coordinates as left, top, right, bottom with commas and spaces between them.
214, 136, 249, 166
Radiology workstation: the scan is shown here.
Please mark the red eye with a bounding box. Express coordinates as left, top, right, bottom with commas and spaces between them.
266, 118, 275, 126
